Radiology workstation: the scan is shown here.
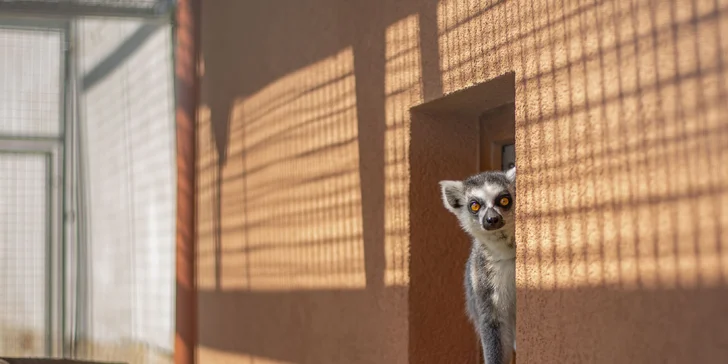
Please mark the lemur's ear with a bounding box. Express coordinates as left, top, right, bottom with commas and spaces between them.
505, 166, 516, 184
439, 180, 465, 213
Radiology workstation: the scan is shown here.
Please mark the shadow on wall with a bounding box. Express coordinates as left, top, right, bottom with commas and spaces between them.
193, 0, 728, 363
195, 0, 442, 363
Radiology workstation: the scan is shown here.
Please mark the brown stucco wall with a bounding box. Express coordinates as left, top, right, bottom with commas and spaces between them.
196, 0, 728, 363
195, 1, 416, 363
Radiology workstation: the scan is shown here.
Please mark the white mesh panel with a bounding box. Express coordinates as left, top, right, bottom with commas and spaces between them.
0, 27, 62, 137
0, 153, 48, 357
77, 17, 175, 364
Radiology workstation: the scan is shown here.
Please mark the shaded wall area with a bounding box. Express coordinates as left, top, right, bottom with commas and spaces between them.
196, 0, 728, 363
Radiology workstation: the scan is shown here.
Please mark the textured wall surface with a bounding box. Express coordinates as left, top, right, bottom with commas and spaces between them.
511, 0, 728, 361
197, 0, 728, 363
196, 1, 415, 363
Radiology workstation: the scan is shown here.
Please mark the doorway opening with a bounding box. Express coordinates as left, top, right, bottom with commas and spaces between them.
408, 72, 516, 364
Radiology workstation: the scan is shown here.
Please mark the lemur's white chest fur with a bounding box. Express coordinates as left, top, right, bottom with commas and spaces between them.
498, 258, 517, 352
489, 256, 515, 317
473, 237, 516, 318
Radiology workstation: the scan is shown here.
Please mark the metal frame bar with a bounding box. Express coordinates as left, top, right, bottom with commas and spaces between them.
66, 19, 86, 359
0, 16, 66, 29
0, 1, 173, 19
59, 19, 75, 358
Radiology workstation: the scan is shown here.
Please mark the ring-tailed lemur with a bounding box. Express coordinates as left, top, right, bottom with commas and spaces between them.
439, 167, 516, 364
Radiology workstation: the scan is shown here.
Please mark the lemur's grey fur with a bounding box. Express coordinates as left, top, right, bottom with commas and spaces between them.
440, 167, 516, 364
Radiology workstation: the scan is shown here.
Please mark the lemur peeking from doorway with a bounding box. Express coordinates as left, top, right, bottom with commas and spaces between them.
439, 166, 517, 364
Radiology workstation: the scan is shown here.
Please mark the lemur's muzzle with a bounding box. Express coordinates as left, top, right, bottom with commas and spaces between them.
482, 208, 504, 231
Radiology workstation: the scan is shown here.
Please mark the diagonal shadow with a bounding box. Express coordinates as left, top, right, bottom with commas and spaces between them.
82, 23, 161, 91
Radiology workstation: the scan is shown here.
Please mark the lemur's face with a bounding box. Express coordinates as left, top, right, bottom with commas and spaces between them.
440, 168, 516, 239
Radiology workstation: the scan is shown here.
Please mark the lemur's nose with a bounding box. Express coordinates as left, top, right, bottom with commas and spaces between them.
485, 216, 500, 224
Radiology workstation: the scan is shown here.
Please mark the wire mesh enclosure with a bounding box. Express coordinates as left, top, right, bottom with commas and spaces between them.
0, 1, 176, 363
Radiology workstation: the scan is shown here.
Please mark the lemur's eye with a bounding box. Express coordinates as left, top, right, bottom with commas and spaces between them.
468, 201, 481, 214
498, 195, 511, 207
